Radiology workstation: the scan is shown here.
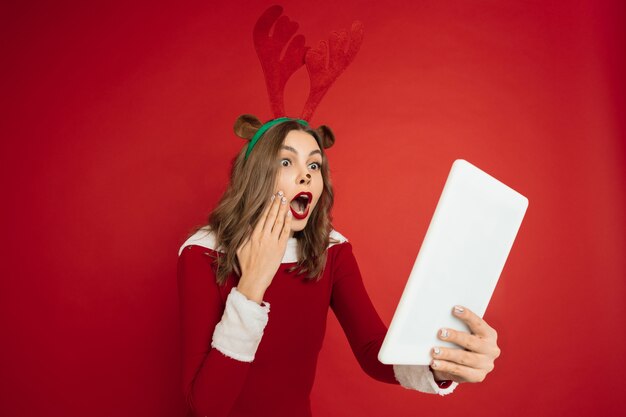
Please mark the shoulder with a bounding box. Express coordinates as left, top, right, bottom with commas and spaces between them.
178, 226, 217, 256
327, 230, 355, 261
329, 229, 349, 247
178, 227, 350, 258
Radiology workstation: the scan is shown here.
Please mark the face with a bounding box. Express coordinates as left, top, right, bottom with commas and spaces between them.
275, 129, 324, 237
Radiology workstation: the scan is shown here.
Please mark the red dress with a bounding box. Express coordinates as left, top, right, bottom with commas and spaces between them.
177, 229, 453, 417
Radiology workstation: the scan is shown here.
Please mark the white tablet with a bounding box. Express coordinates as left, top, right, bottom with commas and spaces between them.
378, 159, 528, 365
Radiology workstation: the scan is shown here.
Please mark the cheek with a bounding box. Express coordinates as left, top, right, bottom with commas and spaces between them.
275, 170, 288, 189
313, 182, 324, 207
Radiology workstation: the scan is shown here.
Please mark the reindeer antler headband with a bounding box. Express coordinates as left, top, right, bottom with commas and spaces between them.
238, 5, 364, 159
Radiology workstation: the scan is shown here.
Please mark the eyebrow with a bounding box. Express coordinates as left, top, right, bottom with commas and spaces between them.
281, 145, 322, 157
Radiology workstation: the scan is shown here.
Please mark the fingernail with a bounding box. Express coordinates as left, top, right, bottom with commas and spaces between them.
281, 196, 286, 204
433, 347, 441, 355
278, 191, 284, 196
454, 306, 465, 315
440, 329, 449, 338
271, 195, 275, 201
287, 210, 292, 217
431, 360, 438, 368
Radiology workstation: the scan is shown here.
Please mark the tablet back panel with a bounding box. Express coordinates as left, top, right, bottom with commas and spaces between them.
378, 159, 528, 365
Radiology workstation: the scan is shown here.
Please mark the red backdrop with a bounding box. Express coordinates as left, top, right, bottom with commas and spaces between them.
2, 1, 625, 416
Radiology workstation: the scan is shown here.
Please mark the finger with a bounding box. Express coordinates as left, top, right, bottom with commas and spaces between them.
431, 369, 456, 383
271, 194, 289, 235
452, 306, 497, 339
430, 359, 488, 383
252, 195, 275, 240
261, 191, 283, 234
279, 208, 292, 241
432, 346, 490, 370
268, 193, 288, 234
438, 328, 489, 354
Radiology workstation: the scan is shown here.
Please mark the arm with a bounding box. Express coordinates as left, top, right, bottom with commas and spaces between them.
177, 245, 269, 417
330, 242, 457, 395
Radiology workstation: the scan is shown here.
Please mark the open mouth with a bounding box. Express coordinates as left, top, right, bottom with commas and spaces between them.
289, 192, 312, 220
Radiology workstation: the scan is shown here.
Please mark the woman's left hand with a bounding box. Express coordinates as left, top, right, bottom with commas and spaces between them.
430, 306, 501, 383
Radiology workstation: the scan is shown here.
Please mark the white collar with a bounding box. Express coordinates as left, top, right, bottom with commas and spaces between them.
178, 226, 348, 263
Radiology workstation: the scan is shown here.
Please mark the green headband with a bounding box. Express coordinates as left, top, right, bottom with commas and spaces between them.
245, 117, 309, 159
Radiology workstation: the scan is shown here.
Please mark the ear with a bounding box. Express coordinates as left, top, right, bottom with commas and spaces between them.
315, 125, 335, 149
234, 114, 263, 140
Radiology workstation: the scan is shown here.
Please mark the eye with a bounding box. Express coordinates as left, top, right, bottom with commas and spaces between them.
280, 159, 291, 167
309, 162, 322, 170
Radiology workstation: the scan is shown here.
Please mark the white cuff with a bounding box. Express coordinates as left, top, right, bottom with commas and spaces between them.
211, 287, 270, 362
393, 365, 458, 396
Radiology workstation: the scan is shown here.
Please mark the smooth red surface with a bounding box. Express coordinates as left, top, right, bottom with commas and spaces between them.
1, 1, 624, 416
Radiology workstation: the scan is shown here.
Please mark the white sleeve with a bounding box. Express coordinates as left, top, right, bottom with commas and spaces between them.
393, 365, 458, 396
211, 287, 270, 362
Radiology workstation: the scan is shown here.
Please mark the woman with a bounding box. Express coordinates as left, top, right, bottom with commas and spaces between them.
177, 116, 501, 417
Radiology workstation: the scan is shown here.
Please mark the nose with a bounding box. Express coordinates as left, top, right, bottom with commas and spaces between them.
298, 173, 312, 185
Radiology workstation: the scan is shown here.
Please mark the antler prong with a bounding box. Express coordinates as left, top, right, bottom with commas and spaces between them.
301, 21, 364, 121
253, 6, 308, 118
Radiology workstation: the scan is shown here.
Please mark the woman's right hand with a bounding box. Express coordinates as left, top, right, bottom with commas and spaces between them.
235, 191, 292, 303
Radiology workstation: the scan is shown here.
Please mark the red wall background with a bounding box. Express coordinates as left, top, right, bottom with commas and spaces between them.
2, 1, 625, 416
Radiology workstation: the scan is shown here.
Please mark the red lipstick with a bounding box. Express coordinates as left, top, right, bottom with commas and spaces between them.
289, 192, 312, 220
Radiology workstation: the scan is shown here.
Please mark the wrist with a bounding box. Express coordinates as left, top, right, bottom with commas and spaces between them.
236, 279, 266, 304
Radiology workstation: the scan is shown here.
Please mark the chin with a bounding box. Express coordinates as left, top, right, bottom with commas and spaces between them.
290, 220, 308, 232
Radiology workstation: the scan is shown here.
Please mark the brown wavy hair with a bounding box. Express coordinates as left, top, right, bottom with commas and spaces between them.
192, 115, 339, 285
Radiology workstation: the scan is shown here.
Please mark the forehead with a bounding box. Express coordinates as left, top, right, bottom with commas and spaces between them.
281, 129, 320, 153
